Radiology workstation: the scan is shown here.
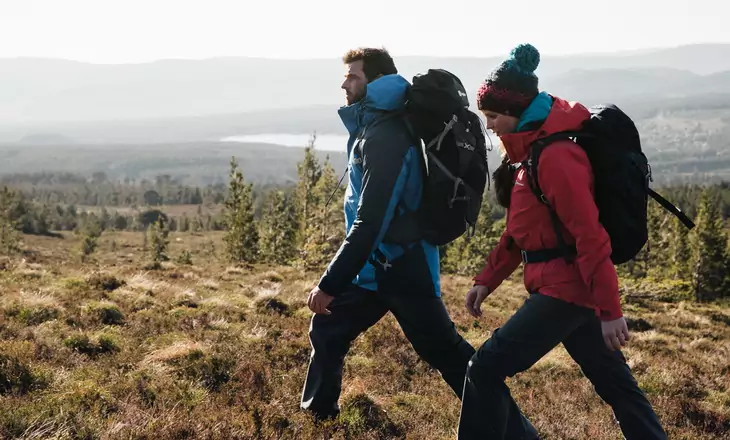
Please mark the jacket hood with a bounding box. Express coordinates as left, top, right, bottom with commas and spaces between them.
500, 96, 591, 163
338, 74, 410, 136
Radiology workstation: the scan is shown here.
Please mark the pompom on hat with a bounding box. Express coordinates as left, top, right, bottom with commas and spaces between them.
477, 43, 541, 117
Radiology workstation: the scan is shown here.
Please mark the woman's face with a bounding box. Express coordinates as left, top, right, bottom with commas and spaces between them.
481, 110, 519, 137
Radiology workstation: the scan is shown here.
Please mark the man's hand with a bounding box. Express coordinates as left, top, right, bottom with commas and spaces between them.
465, 285, 490, 318
601, 316, 630, 351
308, 286, 334, 315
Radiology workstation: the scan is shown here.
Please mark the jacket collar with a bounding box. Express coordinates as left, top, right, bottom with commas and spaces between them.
500, 95, 591, 163
338, 73, 410, 137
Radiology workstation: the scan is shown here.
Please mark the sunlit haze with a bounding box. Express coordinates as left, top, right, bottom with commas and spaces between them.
1, 0, 728, 63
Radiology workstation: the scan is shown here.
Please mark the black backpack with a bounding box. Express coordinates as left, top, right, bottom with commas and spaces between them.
396, 69, 491, 246
521, 103, 695, 265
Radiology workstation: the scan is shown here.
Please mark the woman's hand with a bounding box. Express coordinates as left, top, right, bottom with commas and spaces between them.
465, 285, 490, 318
601, 317, 630, 351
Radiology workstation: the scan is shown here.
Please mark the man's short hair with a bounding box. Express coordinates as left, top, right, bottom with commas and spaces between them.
342, 47, 397, 82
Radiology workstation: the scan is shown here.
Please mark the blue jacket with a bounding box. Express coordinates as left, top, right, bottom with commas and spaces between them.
317, 74, 441, 297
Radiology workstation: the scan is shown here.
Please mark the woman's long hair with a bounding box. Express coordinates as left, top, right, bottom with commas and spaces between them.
493, 154, 516, 209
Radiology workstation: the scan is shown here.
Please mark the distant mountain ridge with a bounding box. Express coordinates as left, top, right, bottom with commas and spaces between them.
0, 43, 729, 126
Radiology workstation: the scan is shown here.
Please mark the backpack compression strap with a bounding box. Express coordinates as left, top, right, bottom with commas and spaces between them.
426, 114, 459, 151
401, 113, 480, 239
403, 113, 480, 207
648, 188, 696, 229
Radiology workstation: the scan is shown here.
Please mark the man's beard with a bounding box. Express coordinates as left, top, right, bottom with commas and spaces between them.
346, 89, 365, 106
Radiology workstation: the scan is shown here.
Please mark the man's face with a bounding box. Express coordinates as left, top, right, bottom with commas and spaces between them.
341, 60, 368, 105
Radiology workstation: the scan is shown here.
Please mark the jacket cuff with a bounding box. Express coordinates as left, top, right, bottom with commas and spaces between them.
473, 272, 500, 293
596, 298, 623, 322
317, 274, 342, 297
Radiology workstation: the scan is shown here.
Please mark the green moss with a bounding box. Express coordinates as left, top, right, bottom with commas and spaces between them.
84, 301, 125, 325
0, 354, 37, 396
86, 273, 125, 291
170, 349, 235, 392
63, 332, 120, 357
338, 393, 402, 437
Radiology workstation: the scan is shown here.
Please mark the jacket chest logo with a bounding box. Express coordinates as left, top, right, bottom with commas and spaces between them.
351, 138, 364, 166
515, 168, 526, 186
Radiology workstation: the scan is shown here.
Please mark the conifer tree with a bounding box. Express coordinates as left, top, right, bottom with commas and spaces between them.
0, 187, 20, 255
33, 204, 51, 235
258, 189, 299, 265
295, 135, 323, 239
620, 242, 649, 279
443, 199, 498, 275
690, 190, 728, 301
99, 207, 111, 231
223, 157, 259, 263
724, 235, 730, 293
191, 187, 203, 204
645, 201, 669, 275
619, 203, 666, 279
77, 216, 102, 262
300, 158, 345, 270
669, 215, 691, 280
148, 217, 170, 263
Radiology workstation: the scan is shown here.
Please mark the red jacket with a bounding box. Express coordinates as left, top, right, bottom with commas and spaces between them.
474, 97, 622, 321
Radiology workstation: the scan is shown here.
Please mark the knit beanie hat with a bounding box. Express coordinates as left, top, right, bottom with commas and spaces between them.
477, 43, 541, 117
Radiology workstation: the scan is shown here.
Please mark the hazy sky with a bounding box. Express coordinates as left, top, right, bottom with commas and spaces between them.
1, 0, 728, 63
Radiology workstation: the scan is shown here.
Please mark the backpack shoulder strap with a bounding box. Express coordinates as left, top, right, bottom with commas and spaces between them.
522, 131, 585, 262
522, 131, 583, 202
355, 110, 411, 157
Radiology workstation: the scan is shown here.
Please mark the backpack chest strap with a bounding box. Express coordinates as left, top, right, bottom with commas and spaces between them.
521, 246, 577, 264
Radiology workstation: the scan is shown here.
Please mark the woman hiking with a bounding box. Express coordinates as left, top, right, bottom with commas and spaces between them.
457, 43, 667, 440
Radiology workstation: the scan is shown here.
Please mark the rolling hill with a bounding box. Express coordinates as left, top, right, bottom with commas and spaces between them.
0, 43, 729, 125
0, 43, 728, 185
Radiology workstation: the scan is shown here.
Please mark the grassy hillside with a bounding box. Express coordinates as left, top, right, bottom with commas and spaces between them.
0, 231, 728, 439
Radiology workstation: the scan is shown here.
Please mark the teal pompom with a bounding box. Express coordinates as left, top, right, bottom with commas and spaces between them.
509, 43, 540, 74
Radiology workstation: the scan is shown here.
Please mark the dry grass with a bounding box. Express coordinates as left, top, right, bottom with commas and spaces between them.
0, 231, 728, 439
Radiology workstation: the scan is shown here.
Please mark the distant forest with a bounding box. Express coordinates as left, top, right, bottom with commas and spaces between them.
1, 149, 728, 302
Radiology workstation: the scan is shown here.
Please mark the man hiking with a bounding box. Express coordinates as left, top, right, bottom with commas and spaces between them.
300, 47, 475, 422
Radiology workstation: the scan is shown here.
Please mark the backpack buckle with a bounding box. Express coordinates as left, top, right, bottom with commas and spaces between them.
371, 251, 392, 272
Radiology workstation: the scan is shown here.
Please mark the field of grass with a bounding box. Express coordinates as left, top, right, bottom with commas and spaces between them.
0, 231, 729, 439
